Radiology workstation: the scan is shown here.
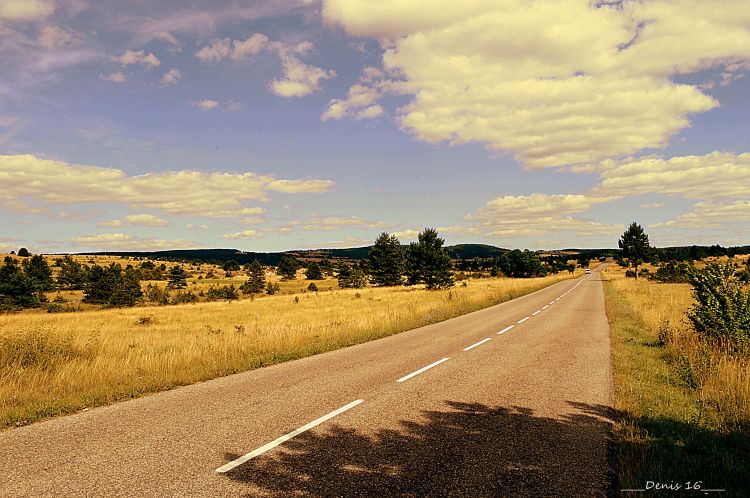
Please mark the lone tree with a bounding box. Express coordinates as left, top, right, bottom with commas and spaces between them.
17, 247, 30, 257
167, 265, 188, 289
241, 260, 266, 293
277, 255, 300, 280
618, 222, 651, 280
305, 261, 323, 280
368, 232, 405, 286
405, 228, 454, 289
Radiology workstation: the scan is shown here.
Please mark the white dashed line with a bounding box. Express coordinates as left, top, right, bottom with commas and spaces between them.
397, 357, 450, 383
517, 316, 530, 324
463, 338, 491, 351
497, 325, 514, 334
532, 310, 541, 316
542, 305, 549, 310
215, 399, 364, 473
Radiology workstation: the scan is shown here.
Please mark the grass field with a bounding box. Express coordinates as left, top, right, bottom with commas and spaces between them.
603, 266, 749, 495
0, 271, 578, 428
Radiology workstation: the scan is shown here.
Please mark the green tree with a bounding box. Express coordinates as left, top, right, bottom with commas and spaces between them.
337, 263, 367, 288
83, 263, 142, 307
305, 261, 323, 280
319, 258, 334, 276
0, 256, 40, 308
368, 232, 405, 286
241, 260, 266, 293
223, 259, 240, 272
277, 255, 299, 280
167, 265, 188, 289
57, 255, 86, 289
405, 228, 454, 289
618, 222, 651, 280
17, 247, 30, 257
23, 254, 54, 292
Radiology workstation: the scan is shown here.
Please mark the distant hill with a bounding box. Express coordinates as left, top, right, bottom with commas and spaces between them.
81, 242, 750, 265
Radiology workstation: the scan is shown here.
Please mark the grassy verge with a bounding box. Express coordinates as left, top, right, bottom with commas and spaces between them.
604, 271, 749, 496
0, 273, 576, 428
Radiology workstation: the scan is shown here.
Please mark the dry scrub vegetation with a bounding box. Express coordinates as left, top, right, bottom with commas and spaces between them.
604, 264, 749, 492
0, 272, 575, 428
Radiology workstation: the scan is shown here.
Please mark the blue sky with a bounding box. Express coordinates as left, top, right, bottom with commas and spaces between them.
1, 0, 749, 253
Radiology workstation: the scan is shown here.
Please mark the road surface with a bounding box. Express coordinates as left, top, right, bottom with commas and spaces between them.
0, 268, 615, 497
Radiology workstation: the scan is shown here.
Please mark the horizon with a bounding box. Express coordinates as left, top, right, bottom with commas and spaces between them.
2, 1, 749, 253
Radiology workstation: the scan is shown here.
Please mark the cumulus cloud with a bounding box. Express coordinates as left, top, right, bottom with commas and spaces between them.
0, 0, 54, 21
269, 56, 336, 97
71, 233, 196, 250
466, 194, 620, 237
653, 201, 750, 229
186, 223, 209, 230
118, 49, 160, 69
323, 0, 750, 168
221, 229, 263, 240
596, 151, 750, 200
0, 154, 334, 218
97, 219, 123, 227
122, 214, 169, 226
194, 33, 335, 97
101, 72, 126, 83
159, 67, 182, 87
192, 98, 218, 110
322, 81, 383, 121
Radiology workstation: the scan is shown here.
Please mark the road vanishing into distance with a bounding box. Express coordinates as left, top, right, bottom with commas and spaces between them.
1, 268, 614, 497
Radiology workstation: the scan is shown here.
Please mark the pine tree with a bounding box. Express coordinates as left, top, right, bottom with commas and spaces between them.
405, 228, 454, 290
57, 255, 86, 289
167, 265, 188, 289
277, 255, 299, 280
0, 256, 40, 308
23, 254, 54, 292
368, 232, 405, 286
305, 261, 323, 280
618, 222, 651, 280
241, 260, 266, 293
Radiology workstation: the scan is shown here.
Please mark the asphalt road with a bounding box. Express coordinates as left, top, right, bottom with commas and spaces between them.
0, 268, 615, 497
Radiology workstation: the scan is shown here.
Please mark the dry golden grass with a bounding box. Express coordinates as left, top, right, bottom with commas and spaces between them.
0, 272, 576, 428
604, 265, 750, 491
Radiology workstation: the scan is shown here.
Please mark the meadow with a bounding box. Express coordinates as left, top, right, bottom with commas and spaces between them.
0, 271, 577, 428
604, 263, 749, 493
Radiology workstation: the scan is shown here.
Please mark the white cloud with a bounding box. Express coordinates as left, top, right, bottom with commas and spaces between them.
653, 201, 750, 229
0, 0, 54, 21
269, 56, 336, 98
301, 216, 393, 231
186, 223, 209, 230
123, 214, 169, 226
323, 82, 382, 121
193, 99, 219, 110
71, 233, 196, 250
226, 100, 243, 111
323, 0, 750, 168
159, 68, 182, 87
118, 49, 160, 69
101, 72, 126, 83
221, 229, 263, 240
596, 151, 750, 200
194, 38, 231, 63
466, 193, 620, 237
231, 33, 269, 60
97, 219, 123, 227
0, 154, 334, 218
38, 25, 83, 49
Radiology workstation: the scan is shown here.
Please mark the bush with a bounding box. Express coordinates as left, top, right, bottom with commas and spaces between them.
266, 281, 280, 295
171, 290, 198, 304
687, 263, 750, 354
307, 282, 318, 292
144, 284, 170, 305
651, 260, 693, 283
206, 285, 239, 301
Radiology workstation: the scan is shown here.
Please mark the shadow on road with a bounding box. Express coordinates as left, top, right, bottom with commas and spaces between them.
222, 400, 617, 497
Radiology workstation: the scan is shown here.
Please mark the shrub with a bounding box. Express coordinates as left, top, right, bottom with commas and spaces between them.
144, 284, 170, 305
206, 285, 239, 301
651, 260, 693, 283
307, 282, 318, 292
171, 290, 198, 304
266, 281, 280, 295
687, 263, 750, 354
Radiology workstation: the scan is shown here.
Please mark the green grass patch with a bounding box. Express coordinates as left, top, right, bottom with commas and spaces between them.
605, 281, 749, 496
